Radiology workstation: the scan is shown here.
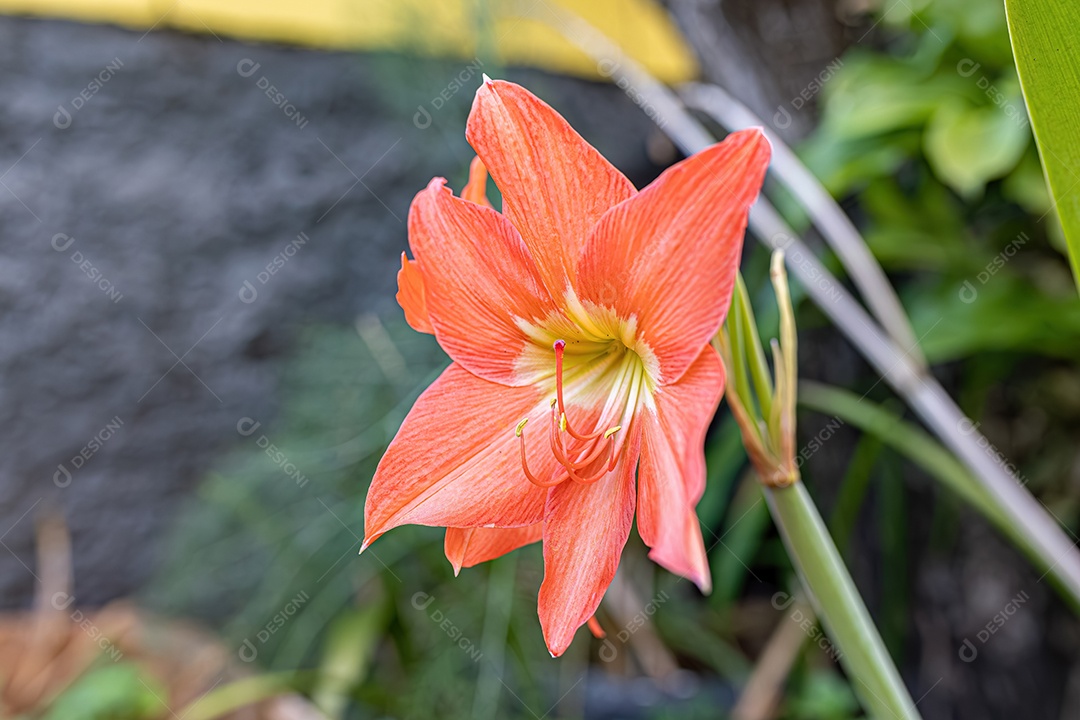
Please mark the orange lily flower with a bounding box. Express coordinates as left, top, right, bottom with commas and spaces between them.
363, 78, 770, 657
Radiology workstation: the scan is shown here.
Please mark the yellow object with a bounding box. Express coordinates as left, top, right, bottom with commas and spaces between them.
0, 0, 697, 83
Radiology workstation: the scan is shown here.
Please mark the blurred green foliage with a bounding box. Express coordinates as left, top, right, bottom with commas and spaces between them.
38, 665, 165, 720
802, 0, 1080, 365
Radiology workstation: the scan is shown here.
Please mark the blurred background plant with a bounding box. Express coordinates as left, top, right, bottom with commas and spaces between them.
795, 0, 1080, 533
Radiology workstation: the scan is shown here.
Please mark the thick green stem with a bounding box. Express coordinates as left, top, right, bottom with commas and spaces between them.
765, 482, 921, 720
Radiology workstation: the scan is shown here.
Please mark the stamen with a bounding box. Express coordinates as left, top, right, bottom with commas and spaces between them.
546, 402, 620, 484
553, 340, 603, 442
568, 431, 617, 472
516, 419, 564, 488
566, 444, 616, 484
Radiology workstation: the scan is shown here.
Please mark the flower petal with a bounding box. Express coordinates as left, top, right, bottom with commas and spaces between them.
576, 128, 771, 385
363, 363, 559, 547
444, 524, 543, 575
538, 422, 641, 657
466, 79, 636, 297
461, 156, 493, 207
637, 347, 725, 592
396, 252, 433, 334
409, 177, 559, 385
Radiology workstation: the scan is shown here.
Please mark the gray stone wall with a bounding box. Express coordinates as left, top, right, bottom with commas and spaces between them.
0, 16, 659, 605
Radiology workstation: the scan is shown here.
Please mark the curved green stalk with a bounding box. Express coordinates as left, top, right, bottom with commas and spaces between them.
799, 381, 1080, 613
765, 482, 921, 720
720, 257, 920, 718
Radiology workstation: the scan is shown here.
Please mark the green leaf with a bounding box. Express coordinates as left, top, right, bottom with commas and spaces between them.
798, 381, 1080, 613
1005, 0, 1080, 291
820, 53, 964, 140
42, 665, 165, 720
924, 99, 1029, 198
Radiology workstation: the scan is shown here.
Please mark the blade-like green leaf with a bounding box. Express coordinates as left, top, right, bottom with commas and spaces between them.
1005, 0, 1080, 290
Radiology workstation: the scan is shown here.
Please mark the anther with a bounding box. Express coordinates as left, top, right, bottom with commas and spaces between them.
517, 419, 563, 488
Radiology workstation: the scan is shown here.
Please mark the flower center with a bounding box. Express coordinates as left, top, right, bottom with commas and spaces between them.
515, 339, 628, 487
514, 299, 656, 489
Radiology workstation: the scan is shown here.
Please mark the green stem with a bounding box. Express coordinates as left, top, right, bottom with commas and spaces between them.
765, 482, 921, 720
799, 381, 1080, 614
